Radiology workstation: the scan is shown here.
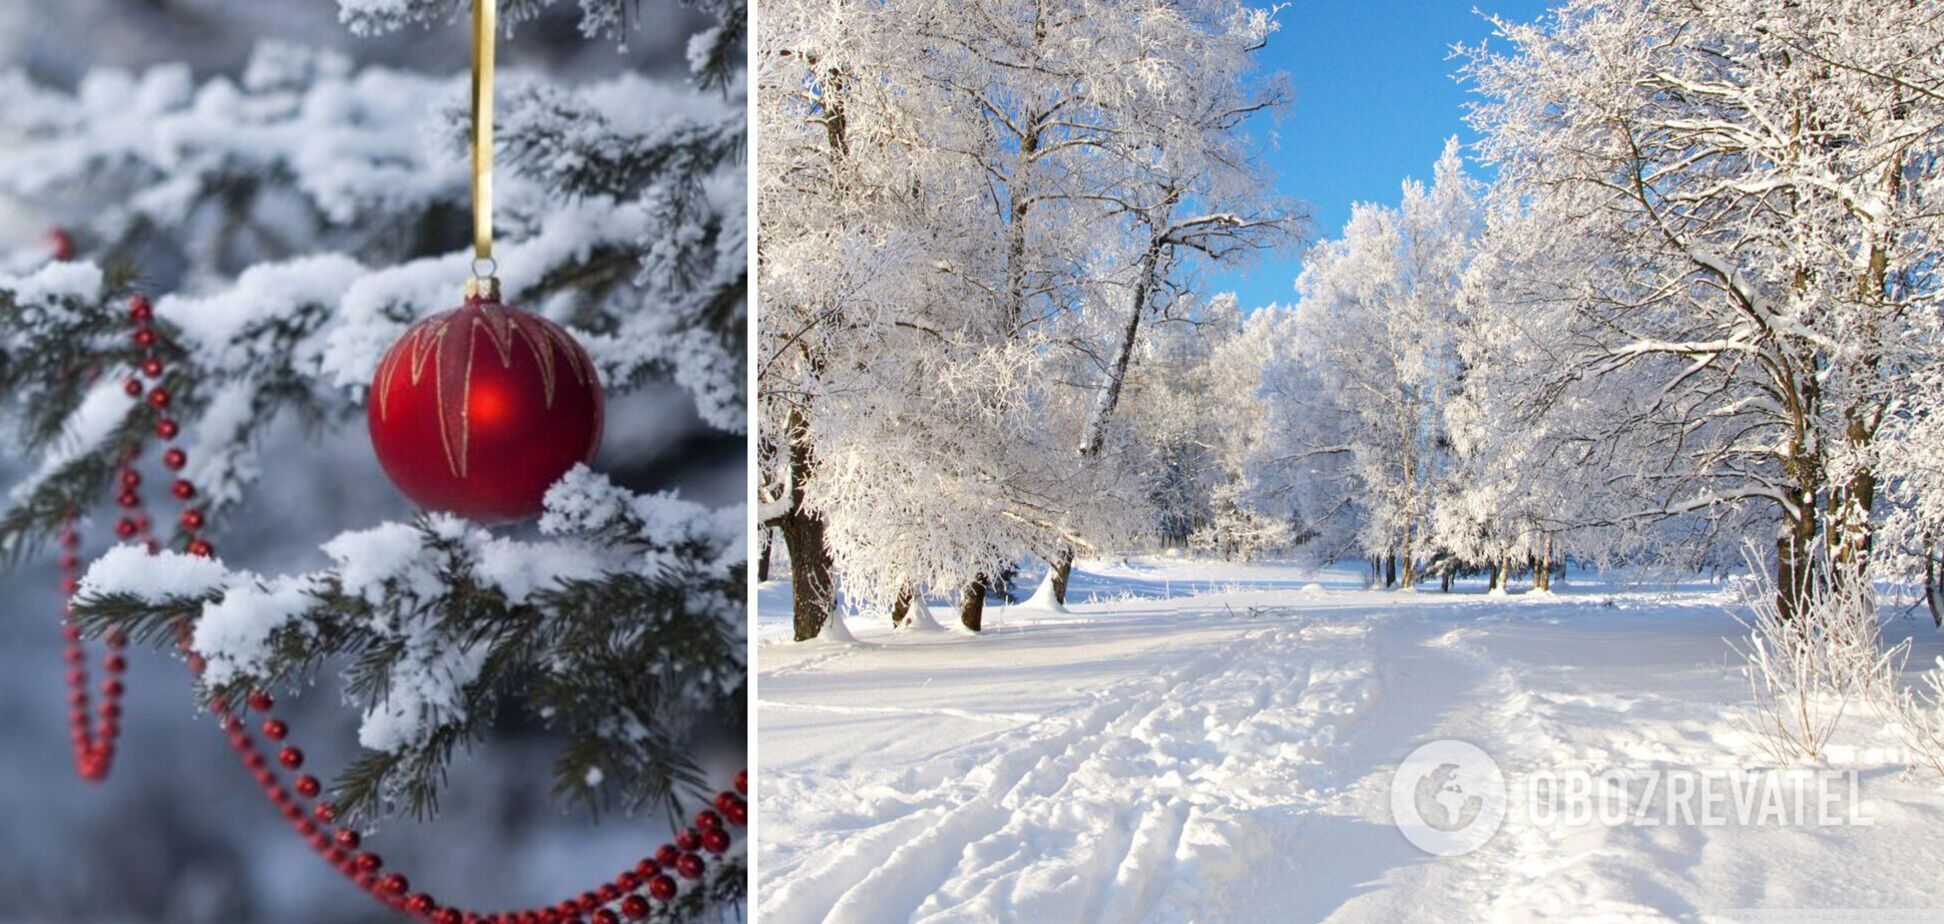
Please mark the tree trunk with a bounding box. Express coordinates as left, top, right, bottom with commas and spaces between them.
1535, 538, 1553, 592
777, 407, 835, 641
756, 529, 773, 583
959, 574, 989, 632
890, 584, 913, 627
780, 512, 834, 642
1050, 546, 1074, 606
1384, 553, 1397, 589
1927, 547, 1943, 629
1440, 566, 1454, 593
1775, 500, 1819, 623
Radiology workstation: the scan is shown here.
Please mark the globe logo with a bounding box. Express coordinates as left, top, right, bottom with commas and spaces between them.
1390, 739, 1506, 855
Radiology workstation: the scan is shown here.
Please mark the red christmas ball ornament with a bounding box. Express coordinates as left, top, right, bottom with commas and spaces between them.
367, 284, 603, 524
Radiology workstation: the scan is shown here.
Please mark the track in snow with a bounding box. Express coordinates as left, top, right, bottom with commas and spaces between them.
756, 560, 1944, 922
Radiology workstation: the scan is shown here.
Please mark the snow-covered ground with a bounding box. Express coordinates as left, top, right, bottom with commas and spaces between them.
755, 557, 1944, 922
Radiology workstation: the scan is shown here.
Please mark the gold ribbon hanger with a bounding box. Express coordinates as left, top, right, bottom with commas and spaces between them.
468, 0, 499, 300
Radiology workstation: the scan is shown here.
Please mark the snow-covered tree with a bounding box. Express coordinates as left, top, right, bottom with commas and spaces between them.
758, 0, 1295, 638
1249, 139, 1478, 587
1461, 0, 1944, 615
0, 2, 746, 920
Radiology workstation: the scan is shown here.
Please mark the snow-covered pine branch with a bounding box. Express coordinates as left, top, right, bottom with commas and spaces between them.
70, 466, 744, 822
0, 0, 748, 857
336, 0, 747, 89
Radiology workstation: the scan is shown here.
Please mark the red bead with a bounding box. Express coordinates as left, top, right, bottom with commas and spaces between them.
616, 872, 641, 891
49, 227, 73, 261
379, 873, 409, 896
162, 447, 186, 469
147, 387, 170, 408
171, 479, 195, 499
133, 328, 156, 348
620, 895, 649, 920
156, 419, 179, 440
409, 893, 438, 914
119, 469, 141, 487
122, 377, 143, 397
646, 875, 676, 901
714, 792, 736, 812
101, 679, 122, 697
675, 828, 700, 852
654, 844, 680, 867
187, 539, 214, 558
700, 827, 730, 853
181, 509, 205, 530
367, 298, 604, 523
723, 800, 746, 826
59, 529, 78, 548
141, 357, 164, 378
735, 770, 746, 794
61, 576, 80, 595
436, 910, 462, 924
597, 884, 620, 903
101, 702, 122, 721
115, 518, 138, 539
354, 852, 383, 874
294, 775, 321, 798
117, 490, 140, 508
278, 746, 303, 769
634, 858, 659, 878
262, 717, 287, 740
695, 810, 721, 830
313, 802, 337, 823
249, 690, 274, 711
591, 912, 617, 924
59, 553, 78, 569
128, 295, 152, 321
104, 654, 126, 673
336, 829, 361, 850
675, 853, 704, 880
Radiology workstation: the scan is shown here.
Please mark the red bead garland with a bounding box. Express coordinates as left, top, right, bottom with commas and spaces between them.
53, 290, 748, 922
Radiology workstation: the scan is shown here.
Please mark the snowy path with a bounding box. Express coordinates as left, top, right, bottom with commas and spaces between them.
755, 560, 1944, 922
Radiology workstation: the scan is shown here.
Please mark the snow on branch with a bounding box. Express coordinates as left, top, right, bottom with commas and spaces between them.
72, 466, 745, 821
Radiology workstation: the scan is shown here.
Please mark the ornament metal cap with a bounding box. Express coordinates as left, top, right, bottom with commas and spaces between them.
465, 274, 501, 302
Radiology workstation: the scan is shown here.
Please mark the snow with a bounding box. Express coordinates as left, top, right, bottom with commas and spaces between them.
757, 557, 1944, 922
78, 546, 229, 600
193, 576, 319, 689
475, 537, 604, 605
1015, 571, 1068, 614
158, 254, 362, 373
0, 260, 101, 307
358, 636, 489, 754
322, 519, 452, 604
8, 378, 134, 504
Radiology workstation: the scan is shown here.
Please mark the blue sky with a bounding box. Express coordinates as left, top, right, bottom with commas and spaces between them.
1202, 0, 1554, 309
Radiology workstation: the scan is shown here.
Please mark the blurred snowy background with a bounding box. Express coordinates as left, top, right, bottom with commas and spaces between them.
0, 1, 744, 921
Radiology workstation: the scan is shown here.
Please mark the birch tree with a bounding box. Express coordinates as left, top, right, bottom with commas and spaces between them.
1463, 0, 1944, 615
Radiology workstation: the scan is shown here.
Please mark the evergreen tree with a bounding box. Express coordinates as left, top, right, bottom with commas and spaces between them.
0, 1, 746, 920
